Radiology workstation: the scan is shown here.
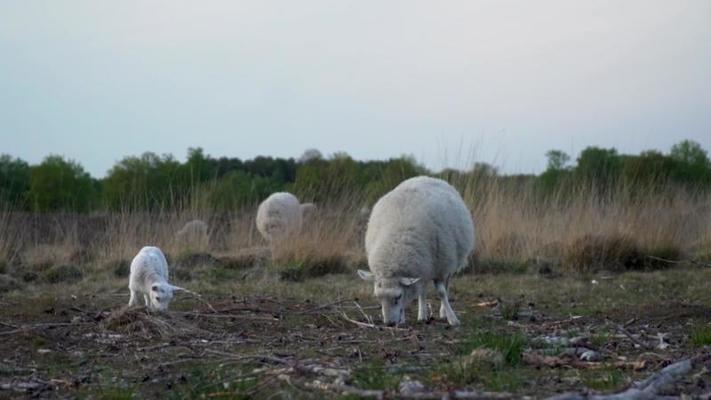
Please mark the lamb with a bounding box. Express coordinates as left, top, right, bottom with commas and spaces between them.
128, 246, 186, 312
176, 219, 209, 249
357, 176, 475, 326
256, 192, 303, 243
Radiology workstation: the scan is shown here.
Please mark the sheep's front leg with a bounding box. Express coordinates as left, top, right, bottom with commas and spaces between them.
417, 282, 428, 322
128, 289, 139, 307
434, 279, 459, 326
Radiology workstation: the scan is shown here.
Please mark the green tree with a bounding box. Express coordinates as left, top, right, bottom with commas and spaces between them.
27, 155, 95, 212
669, 140, 711, 186
0, 155, 30, 208
574, 147, 622, 188
103, 152, 183, 210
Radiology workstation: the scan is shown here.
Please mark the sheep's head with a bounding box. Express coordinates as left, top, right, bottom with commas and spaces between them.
149, 282, 175, 311
357, 270, 420, 326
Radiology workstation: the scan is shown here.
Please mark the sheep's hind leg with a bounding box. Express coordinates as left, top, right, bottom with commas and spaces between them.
417, 283, 428, 322
438, 276, 451, 320
435, 279, 459, 326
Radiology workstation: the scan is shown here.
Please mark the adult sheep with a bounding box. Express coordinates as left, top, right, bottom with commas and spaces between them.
176, 219, 209, 248
256, 192, 303, 243
358, 176, 475, 326
128, 246, 186, 312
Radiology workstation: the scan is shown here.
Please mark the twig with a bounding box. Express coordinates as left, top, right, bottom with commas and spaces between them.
353, 301, 374, 325
617, 324, 651, 350
339, 312, 408, 332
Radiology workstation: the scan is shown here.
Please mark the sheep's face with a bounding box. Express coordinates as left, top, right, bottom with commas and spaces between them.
358, 270, 420, 326
149, 283, 174, 311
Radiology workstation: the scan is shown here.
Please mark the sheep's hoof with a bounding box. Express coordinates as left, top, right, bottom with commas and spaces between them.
447, 317, 461, 326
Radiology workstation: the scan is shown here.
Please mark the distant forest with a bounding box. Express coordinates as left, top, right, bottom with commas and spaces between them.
1, 140, 710, 212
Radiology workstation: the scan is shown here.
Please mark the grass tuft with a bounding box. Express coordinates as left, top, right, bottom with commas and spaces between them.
691, 325, 711, 347
460, 331, 526, 366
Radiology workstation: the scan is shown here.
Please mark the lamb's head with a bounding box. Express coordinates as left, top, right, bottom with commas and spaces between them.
357, 270, 420, 326
148, 282, 175, 311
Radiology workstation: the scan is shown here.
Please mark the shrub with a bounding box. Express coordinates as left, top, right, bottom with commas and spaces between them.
563, 235, 644, 272
42, 264, 83, 284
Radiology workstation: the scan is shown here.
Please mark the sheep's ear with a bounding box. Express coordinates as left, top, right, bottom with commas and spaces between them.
357, 269, 375, 282
169, 284, 185, 292
399, 277, 421, 287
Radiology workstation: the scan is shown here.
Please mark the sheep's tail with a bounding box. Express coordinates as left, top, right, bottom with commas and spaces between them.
170, 285, 217, 313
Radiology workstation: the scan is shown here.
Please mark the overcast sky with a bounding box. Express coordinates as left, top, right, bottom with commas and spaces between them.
1, 1, 710, 177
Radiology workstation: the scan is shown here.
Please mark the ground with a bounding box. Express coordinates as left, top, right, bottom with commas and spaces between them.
1, 264, 711, 399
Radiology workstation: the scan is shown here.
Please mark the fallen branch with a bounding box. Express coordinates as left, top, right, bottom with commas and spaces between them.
340, 312, 409, 331
547, 357, 698, 400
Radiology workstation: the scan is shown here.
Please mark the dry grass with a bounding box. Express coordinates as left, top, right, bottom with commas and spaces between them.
0, 178, 709, 281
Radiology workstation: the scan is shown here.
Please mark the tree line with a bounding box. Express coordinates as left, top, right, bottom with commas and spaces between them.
0, 140, 709, 212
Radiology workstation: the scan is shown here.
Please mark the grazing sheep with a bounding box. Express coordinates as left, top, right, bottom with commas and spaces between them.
256, 192, 303, 242
128, 246, 185, 312
358, 176, 475, 326
300, 202, 317, 221
176, 219, 209, 248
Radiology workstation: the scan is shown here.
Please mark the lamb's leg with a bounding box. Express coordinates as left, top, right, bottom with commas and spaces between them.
128, 289, 138, 307
439, 276, 450, 319
435, 279, 459, 326
417, 282, 428, 322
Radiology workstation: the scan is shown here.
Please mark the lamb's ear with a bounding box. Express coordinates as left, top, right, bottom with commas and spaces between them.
357, 269, 375, 282
399, 277, 421, 287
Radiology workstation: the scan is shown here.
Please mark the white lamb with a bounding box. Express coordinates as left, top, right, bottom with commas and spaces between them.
357, 176, 475, 326
128, 246, 186, 312
256, 192, 303, 243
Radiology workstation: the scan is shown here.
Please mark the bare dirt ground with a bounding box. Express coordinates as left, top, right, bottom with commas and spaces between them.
1, 266, 711, 399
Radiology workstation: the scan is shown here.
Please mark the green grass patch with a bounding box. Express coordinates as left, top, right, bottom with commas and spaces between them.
582, 367, 626, 392
351, 361, 400, 390
431, 362, 525, 391
691, 325, 711, 347
460, 331, 526, 366
167, 365, 259, 399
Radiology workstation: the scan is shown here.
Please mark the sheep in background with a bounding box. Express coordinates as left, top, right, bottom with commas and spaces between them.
128, 246, 186, 312
300, 202, 317, 221
176, 219, 209, 250
256, 192, 303, 243
358, 176, 475, 326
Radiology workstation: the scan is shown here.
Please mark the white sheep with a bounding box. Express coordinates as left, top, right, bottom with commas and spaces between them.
128, 246, 186, 312
357, 176, 475, 326
256, 192, 303, 243
300, 202, 317, 221
176, 219, 209, 248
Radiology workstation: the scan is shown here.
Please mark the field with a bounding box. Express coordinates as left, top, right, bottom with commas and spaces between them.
1, 180, 711, 399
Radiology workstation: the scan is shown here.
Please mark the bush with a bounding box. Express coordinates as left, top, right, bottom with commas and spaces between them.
0, 274, 22, 293
42, 264, 83, 284
106, 259, 131, 278
278, 255, 351, 282
564, 235, 644, 272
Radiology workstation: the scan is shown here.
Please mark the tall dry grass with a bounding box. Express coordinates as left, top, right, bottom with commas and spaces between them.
0, 176, 710, 278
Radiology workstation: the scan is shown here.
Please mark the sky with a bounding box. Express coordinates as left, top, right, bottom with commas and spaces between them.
1, 1, 710, 177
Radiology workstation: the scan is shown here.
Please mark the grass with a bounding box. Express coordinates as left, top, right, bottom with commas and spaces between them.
691, 325, 711, 347
459, 331, 526, 366
582, 367, 626, 392
351, 361, 401, 390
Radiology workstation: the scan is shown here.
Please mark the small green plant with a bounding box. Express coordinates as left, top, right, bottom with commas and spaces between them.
591, 331, 610, 348
351, 361, 399, 390
499, 301, 521, 321
691, 325, 711, 347
167, 365, 258, 399
582, 368, 625, 392
460, 331, 526, 366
